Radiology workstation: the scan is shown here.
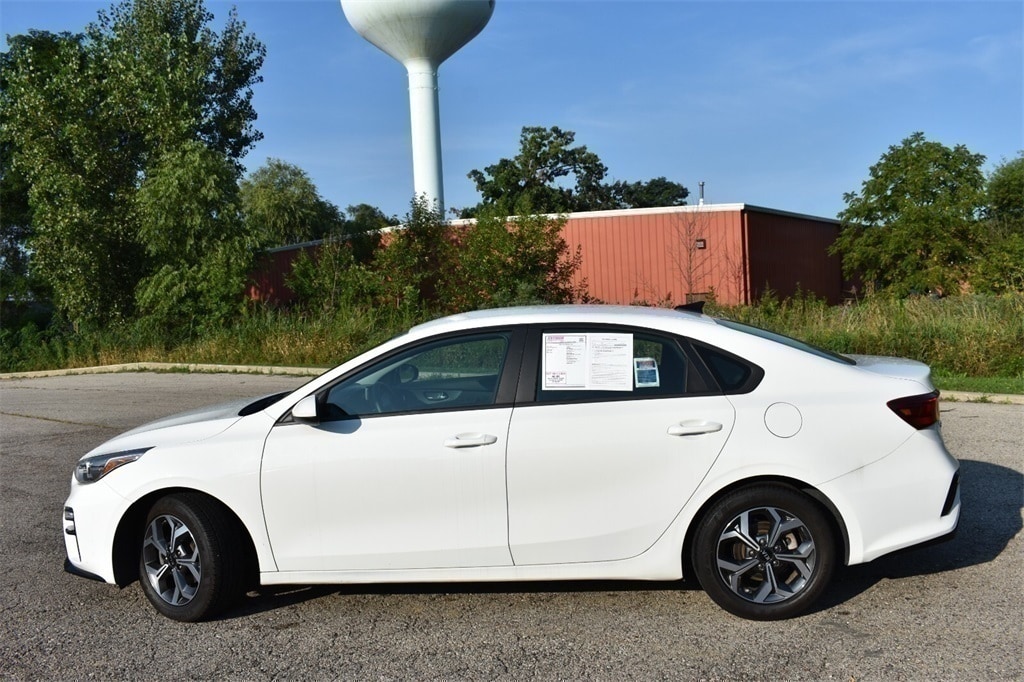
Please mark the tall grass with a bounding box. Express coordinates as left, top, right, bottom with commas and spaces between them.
0, 305, 421, 373
710, 292, 1024, 379
3, 294, 1022, 383
162, 305, 423, 367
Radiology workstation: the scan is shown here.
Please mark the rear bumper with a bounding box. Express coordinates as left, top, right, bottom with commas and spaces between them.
821, 427, 960, 565
886, 469, 961, 555
881, 518, 958, 559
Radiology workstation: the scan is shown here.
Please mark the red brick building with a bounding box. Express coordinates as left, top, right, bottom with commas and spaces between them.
561, 204, 844, 305
248, 204, 845, 307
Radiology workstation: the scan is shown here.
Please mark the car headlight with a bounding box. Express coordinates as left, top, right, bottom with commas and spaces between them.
75, 448, 152, 484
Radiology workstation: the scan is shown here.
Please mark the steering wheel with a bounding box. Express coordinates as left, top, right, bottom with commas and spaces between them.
368, 382, 401, 414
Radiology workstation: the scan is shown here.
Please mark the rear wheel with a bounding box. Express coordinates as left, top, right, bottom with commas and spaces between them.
692, 484, 836, 620
138, 493, 244, 622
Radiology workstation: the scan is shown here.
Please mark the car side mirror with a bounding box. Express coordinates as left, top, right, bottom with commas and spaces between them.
291, 395, 319, 423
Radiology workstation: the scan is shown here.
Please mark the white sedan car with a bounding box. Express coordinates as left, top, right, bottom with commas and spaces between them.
63, 305, 960, 621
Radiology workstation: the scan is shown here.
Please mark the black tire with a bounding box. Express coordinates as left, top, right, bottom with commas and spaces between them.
692, 484, 836, 620
138, 493, 244, 622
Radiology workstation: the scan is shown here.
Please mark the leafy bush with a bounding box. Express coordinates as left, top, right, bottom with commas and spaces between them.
285, 198, 589, 316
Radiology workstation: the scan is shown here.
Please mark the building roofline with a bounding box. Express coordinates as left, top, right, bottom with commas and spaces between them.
264, 202, 841, 253
552, 203, 840, 225
266, 239, 325, 254
739, 204, 840, 224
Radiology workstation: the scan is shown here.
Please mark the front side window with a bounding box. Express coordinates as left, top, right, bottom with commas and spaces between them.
321, 332, 511, 419
536, 329, 706, 403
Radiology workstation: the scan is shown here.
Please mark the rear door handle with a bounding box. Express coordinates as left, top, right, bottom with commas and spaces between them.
444, 433, 498, 448
667, 421, 723, 436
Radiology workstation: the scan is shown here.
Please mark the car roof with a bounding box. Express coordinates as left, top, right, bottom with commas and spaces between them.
408, 305, 716, 337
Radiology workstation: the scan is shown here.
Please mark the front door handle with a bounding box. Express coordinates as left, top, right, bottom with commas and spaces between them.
667, 421, 723, 436
444, 433, 498, 448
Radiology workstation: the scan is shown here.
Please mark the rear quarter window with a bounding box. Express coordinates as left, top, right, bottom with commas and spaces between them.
692, 343, 764, 394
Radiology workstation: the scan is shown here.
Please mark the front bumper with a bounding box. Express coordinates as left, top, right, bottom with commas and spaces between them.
62, 479, 127, 585
63, 557, 106, 582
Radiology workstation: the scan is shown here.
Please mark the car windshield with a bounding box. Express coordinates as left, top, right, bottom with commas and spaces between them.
713, 318, 855, 365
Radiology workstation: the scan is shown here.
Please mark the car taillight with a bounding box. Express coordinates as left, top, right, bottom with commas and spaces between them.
887, 391, 940, 429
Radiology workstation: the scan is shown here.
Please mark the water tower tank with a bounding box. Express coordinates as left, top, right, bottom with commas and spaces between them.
341, 0, 495, 214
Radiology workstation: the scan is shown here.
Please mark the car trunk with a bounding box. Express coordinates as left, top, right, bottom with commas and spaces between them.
848, 354, 935, 388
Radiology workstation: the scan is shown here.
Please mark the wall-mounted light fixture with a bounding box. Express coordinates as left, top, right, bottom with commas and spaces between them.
695, 238, 707, 250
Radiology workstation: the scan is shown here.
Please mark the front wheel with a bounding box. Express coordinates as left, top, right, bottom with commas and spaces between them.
692, 484, 836, 620
138, 493, 244, 622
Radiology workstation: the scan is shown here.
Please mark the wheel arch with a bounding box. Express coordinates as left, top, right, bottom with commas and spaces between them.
111, 488, 259, 590
680, 476, 850, 580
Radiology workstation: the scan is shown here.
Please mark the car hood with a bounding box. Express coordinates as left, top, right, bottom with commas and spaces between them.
87, 396, 260, 456
848, 354, 934, 388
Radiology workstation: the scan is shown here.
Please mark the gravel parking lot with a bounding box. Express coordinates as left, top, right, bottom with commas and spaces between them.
2, 372, 1021, 680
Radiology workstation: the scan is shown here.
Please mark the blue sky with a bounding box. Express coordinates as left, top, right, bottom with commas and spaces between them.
2, 0, 1021, 221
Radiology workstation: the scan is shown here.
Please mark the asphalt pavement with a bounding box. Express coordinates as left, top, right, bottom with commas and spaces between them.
1, 372, 1022, 680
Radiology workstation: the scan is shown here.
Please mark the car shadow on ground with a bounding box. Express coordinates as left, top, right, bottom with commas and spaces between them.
230, 578, 694, 621
225, 458, 1021, 621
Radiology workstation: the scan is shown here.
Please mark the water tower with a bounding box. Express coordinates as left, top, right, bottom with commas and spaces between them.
341, 0, 495, 215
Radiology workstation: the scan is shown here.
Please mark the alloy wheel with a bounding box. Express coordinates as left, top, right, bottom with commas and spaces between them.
142, 514, 201, 606
715, 505, 816, 604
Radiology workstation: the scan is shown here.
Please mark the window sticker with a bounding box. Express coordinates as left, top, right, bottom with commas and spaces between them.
543, 333, 633, 391
634, 357, 660, 388
543, 334, 588, 388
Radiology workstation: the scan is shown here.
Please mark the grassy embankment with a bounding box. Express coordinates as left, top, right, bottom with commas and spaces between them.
709, 293, 1024, 395
3, 294, 1022, 394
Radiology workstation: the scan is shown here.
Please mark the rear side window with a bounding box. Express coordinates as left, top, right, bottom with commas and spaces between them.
536, 329, 708, 403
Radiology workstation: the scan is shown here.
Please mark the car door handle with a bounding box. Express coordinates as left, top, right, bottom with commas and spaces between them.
667, 421, 723, 436
443, 433, 498, 448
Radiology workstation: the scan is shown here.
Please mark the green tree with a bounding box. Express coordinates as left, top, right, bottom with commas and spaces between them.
89, 0, 264, 164
609, 176, 689, 209
985, 152, 1024, 233
240, 159, 345, 247
342, 203, 392, 262
463, 126, 687, 216
285, 203, 394, 313
445, 203, 587, 309
0, 33, 54, 310
466, 126, 608, 215
830, 132, 986, 296
1, 29, 144, 326
346, 203, 397, 233
289, 241, 362, 314
288, 197, 588, 316
0, 133, 37, 306
973, 153, 1024, 293
373, 197, 456, 310
1, 0, 264, 329
135, 141, 252, 330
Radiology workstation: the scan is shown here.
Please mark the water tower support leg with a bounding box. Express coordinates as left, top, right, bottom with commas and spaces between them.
406, 59, 444, 214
